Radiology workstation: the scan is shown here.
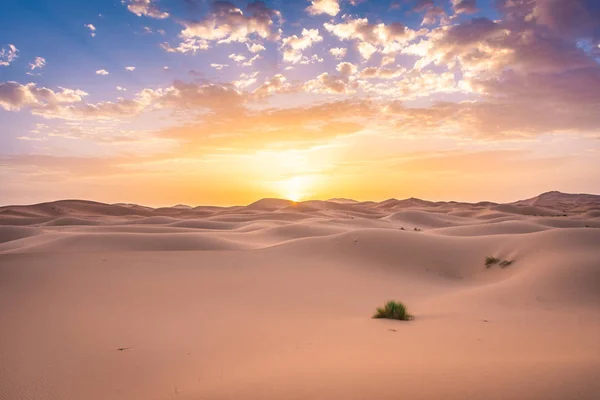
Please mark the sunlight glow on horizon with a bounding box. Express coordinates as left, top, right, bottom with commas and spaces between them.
279, 175, 316, 203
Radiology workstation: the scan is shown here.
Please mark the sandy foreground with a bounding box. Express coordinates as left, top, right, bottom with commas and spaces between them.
1, 192, 599, 400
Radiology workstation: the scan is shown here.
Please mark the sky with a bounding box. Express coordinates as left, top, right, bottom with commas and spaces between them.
1, 0, 599, 206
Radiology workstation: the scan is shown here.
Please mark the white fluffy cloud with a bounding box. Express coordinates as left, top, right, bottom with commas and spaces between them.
306, 0, 341, 16
0, 44, 18, 66
179, 1, 282, 44
282, 28, 323, 63
124, 0, 169, 19
96, 69, 109, 75
247, 43, 266, 53
357, 41, 377, 60
125, 66, 136, 71
29, 57, 46, 71
329, 47, 347, 59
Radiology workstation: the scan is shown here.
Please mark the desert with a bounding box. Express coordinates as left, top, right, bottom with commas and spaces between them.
1, 191, 599, 400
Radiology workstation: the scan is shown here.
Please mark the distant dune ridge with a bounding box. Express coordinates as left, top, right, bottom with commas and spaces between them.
1, 190, 598, 221
0, 191, 599, 400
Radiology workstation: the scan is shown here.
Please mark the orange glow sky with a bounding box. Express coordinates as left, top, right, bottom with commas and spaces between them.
1, 0, 599, 206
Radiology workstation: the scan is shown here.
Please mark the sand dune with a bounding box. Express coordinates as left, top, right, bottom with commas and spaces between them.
429, 220, 550, 236
1, 191, 599, 400
0, 226, 42, 244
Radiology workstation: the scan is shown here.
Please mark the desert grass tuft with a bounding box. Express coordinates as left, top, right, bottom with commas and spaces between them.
373, 300, 413, 321
485, 256, 500, 267
486, 256, 514, 268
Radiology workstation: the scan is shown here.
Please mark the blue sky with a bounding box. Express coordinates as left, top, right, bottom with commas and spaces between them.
1, 0, 599, 205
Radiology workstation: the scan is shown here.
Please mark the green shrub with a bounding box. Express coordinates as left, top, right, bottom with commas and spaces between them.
373, 300, 413, 321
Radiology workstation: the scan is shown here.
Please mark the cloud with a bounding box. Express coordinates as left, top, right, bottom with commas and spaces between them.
29, 57, 46, 71
282, 28, 323, 63
329, 47, 347, 59
0, 81, 88, 111
299, 54, 324, 64
304, 62, 358, 94
161, 38, 209, 53
0, 44, 18, 66
381, 55, 395, 66
306, 0, 341, 16
125, 66, 136, 71
0, 80, 245, 121
253, 74, 291, 97
525, 0, 600, 46
211, 63, 229, 70
359, 70, 460, 100
116, 86, 127, 91
378, 68, 600, 139
357, 41, 377, 60
233, 71, 259, 88
6, 0, 599, 144
407, 0, 450, 26
464, 67, 600, 135
179, 1, 282, 44
421, 6, 449, 26
247, 43, 266, 53
155, 99, 372, 152
451, 0, 478, 15
229, 53, 247, 63
358, 65, 406, 79
324, 17, 421, 59
409, 16, 595, 79
242, 54, 261, 67
84, 24, 97, 37
124, 0, 169, 19
114, 82, 245, 117
96, 69, 109, 75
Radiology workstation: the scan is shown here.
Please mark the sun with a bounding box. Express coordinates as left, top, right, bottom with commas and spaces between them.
279, 175, 313, 202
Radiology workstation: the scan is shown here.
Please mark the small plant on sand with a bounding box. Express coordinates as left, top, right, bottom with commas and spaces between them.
373, 300, 413, 321
486, 256, 514, 268
485, 256, 500, 267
